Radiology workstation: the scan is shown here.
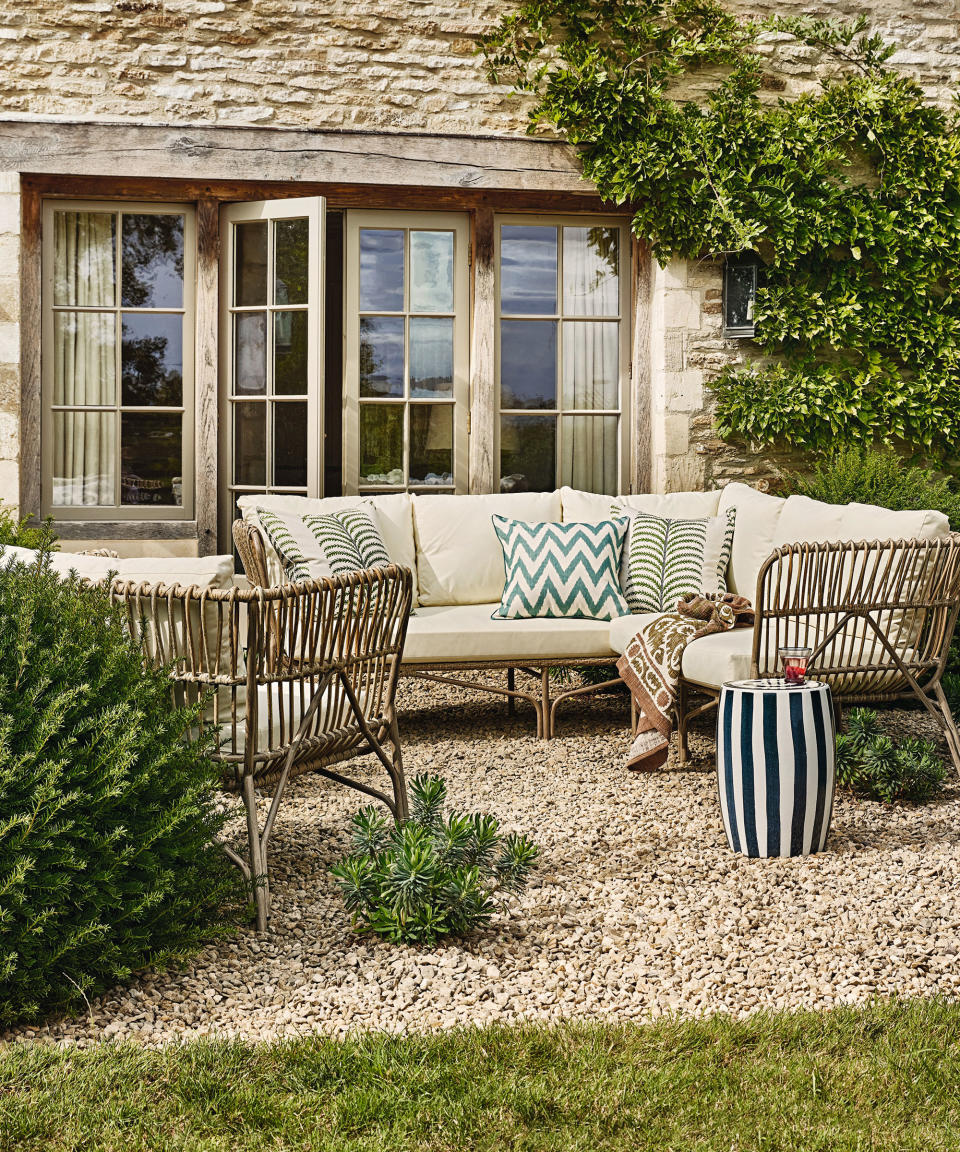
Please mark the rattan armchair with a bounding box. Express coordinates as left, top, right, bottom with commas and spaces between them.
678, 535, 960, 771
112, 565, 413, 931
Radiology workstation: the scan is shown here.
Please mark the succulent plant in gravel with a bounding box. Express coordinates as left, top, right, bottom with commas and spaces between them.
331, 774, 539, 945
836, 709, 947, 805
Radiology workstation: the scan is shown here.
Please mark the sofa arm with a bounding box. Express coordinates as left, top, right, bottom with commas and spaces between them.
233, 518, 273, 587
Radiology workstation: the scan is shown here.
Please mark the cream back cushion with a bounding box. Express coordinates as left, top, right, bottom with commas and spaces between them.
413, 491, 562, 606
237, 492, 418, 604
0, 546, 235, 588
717, 483, 787, 598
772, 495, 949, 549
561, 486, 720, 522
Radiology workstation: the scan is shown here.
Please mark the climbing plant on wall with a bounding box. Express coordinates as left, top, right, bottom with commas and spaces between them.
481, 2, 960, 459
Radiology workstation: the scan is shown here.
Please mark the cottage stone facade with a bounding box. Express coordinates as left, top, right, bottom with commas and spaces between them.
0, 0, 956, 541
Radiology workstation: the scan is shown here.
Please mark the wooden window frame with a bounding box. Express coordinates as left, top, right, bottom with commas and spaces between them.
493, 213, 632, 495
342, 209, 470, 496
40, 198, 197, 522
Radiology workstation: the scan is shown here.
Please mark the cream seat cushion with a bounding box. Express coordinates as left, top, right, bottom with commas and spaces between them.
219, 681, 366, 754
561, 487, 721, 523
403, 602, 640, 663
412, 491, 562, 607
238, 492, 418, 605
716, 482, 786, 598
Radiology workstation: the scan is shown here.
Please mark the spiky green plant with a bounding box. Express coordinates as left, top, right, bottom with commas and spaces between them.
0, 550, 239, 1025
331, 775, 539, 945
0, 504, 58, 551
835, 709, 947, 805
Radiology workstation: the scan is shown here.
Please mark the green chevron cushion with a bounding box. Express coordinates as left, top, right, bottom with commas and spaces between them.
492, 516, 630, 621
256, 508, 313, 582
612, 505, 736, 613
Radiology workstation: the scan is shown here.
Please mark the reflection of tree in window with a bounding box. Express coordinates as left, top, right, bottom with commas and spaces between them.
121, 332, 182, 406
121, 215, 184, 308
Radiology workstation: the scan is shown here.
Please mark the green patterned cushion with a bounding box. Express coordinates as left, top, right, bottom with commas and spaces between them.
613, 505, 736, 612
256, 508, 312, 582
492, 516, 630, 621
303, 508, 391, 575
255, 505, 391, 583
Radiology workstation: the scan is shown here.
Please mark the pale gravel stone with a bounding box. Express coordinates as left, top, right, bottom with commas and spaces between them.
3, 674, 959, 1050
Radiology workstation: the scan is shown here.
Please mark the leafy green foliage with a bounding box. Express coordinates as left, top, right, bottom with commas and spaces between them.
331, 774, 539, 945
481, 2, 960, 458
836, 709, 946, 804
784, 447, 960, 528
0, 505, 58, 550
0, 552, 239, 1025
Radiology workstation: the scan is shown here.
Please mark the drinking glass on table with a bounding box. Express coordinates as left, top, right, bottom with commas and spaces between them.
779, 646, 813, 685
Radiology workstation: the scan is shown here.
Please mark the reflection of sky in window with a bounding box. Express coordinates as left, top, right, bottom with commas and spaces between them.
410, 317, 453, 397
500, 225, 557, 315
121, 313, 183, 405
121, 215, 184, 308
360, 230, 405, 311
359, 316, 405, 397
500, 320, 557, 409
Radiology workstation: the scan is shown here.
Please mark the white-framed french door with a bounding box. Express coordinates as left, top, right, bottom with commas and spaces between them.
342, 210, 470, 495
218, 197, 324, 539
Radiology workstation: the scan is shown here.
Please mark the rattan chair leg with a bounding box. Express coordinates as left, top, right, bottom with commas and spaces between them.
539, 667, 551, 739
241, 774, 270, 933
677, 679, 690, 764
931, 683, 960, 774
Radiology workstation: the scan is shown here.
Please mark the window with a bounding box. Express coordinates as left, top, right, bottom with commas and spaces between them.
343, 211, 469, 494
496, 217, 629, 495
219, 198, 324, 534
723, 255, 758, 338
41, 201, 195, 518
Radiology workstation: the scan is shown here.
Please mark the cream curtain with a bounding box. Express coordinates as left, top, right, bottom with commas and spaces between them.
52, 211, 116, 506
560, 227, 619, 495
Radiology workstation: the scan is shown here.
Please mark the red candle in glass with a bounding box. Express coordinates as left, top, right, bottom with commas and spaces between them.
780, 647, 812, 685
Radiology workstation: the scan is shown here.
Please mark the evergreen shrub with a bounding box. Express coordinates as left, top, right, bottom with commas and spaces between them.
0, 552, 238, 1025
836, 709, 946, 805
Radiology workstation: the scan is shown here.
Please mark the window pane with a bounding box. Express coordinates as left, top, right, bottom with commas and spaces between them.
500, 413, 556, 493
52, 410, 116, 506
274, 310, 308, 396
725, 262, 756, 330
53, 211, 116, 308
500, 225, 557, 315
359, 229, 404, 311
410, 404, 453, 486
410, 231, 454, 313
233, 402, 266, 485
235, 221, 268, 306
274, 401, 308, 487
359, 315, 405, 398
562, 227, 619, 316
121, 413, 182, 506
53, 312, 116, 406
121, 313, 183, 406
561, 414, 619, 495
409, 317, 453, 398
274, 217, 309, 305
121, 214, 185, 308
234, 312, 266, 396
360, 404, 404, 485
562, 321, 619, 410
500, 320, 556, 410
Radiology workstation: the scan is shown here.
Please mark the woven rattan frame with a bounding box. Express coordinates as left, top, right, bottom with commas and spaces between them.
676, 535, 960, 772
233, 518, 624, 738
112, 564, 413, 931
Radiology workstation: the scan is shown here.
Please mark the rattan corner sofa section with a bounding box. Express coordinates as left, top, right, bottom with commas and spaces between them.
232, 484, 960, 764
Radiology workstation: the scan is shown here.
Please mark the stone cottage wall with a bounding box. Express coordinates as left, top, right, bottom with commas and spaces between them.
0, 0, 956, 500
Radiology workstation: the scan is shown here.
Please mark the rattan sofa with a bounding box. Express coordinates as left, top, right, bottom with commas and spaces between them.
232, 484, 960, 757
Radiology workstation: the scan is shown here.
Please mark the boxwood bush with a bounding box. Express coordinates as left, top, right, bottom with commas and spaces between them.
0, 551, 239, 1026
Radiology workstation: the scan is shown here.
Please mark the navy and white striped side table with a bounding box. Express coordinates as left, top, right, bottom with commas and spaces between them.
717, 678, 836, 858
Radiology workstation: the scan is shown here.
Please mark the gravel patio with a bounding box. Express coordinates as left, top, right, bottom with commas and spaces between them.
6, 676, 960, 1049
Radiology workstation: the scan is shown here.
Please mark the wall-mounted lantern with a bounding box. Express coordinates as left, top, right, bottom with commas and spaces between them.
723, 255, 758, 339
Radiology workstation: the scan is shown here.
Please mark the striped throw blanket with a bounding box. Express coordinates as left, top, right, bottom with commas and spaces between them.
617, 592, 754, 770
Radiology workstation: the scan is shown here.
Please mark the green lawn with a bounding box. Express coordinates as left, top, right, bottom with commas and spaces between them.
2, 998, 959, 1151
